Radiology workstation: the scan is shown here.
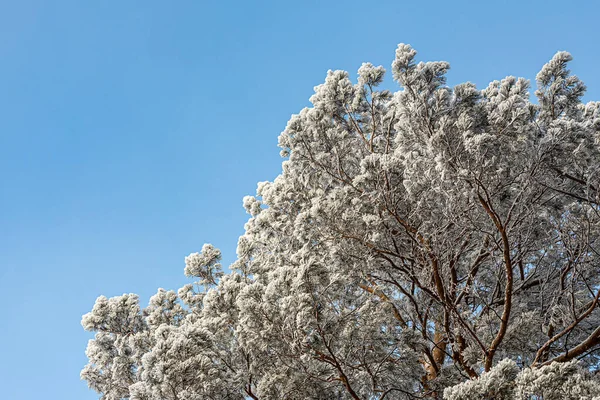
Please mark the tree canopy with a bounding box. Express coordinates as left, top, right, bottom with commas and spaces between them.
82, 44, 600, 399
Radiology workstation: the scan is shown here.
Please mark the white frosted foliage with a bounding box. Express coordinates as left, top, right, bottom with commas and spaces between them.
82, 45, 600, 400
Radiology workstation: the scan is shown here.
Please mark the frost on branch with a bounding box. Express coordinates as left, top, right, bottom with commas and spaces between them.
82, 44, 600, 399
184, 243, 223, 287
444, 359, 600, 400
81, 294, 149, 399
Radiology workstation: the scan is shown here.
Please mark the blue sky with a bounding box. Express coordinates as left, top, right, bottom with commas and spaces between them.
0, 1, 598, 398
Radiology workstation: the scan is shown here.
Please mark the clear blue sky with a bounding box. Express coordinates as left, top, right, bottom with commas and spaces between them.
0, 1, 598, 398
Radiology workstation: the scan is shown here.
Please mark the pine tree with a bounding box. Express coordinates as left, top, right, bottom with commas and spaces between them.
82, 44, 600, 399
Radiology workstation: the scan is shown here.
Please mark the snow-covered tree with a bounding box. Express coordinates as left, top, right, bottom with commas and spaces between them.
82, 44, 600, 399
